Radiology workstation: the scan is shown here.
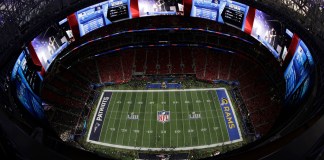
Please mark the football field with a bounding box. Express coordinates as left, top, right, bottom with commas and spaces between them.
87, 88, 242, 151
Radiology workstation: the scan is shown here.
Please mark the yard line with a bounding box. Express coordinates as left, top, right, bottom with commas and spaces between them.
183, 91, 194, 146
105, 92, 119, 143
118, 92, 133, 145
189, 91, 203, 145
141, 92, 150, 146
149, 92, 154, 147
103, 88, 222, 92
204, 91, 219, 143
155, 92, 160, 148
212, 90, 226, 142
133, 92, 143, 146
195, 91, 209, 145
99, 116, 223, 121
106, 109, 223, 114
198, 91, 213, 144
111, 92, 129, 144
173, 92, 179, 147
127, 92, 141, 146
178, 92, 186, 147
162, 92, 165, 148
168, 91, 173, 147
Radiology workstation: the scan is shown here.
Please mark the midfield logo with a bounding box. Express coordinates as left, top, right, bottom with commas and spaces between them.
157, 110, 170, 123
127, 112, 139, 120
189, 112, 201, 119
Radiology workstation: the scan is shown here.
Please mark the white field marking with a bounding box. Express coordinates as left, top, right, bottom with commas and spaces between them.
205, 91, 220, 143
141, 92, 150, 146
183, 91, 194, 146
87, 138, 243, 151
102, 88, 222, 92
155, 91, 160, 148
195, 91, 209, 144
179, 92, 186, 147
197, 91, 213, 144
189, 91, 201, 145
105, 92, 118, 143
169, 91, 174, 147
212, 89, 226, 142
217, 88, 243, 142
133, 92, 143, 145
173, 92, 179, 147
107, 109, 226, 115
162, 92, 165, 147
100, 117, 223, 121
119, 93, 132, 144
149, 92, 154, 145
127, 92, 141, 146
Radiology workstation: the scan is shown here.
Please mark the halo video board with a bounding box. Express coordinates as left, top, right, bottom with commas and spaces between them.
76, 0, 131, 36
284, 39, 314, 101
191, 0, 249, 31
11, 51, 44, 119
138, 0, 184, 16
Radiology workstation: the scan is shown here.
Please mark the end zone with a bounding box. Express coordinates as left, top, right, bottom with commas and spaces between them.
216, 88, 243, 142
87, 92, 112, 142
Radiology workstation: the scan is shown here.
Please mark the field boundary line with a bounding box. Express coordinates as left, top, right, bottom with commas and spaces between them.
87, 139, 243, 151
103, 88, 224, 92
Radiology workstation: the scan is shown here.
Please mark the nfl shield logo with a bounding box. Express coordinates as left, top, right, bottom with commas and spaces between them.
157, 110, 170, 123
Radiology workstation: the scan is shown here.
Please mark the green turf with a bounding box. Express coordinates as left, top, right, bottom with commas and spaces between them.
93, 89, 232, 149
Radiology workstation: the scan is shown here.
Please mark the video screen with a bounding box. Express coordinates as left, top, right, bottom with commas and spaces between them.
251, 10, 292, 59
11, 51, 44, 119
299, 76, 310, 100
107, 0, 130, 21
31, 20, 72, 70
281, 29, 294, 61
218, 0, 249, 30
191, 0, 220, 21
138, 0, 184, 17
284, 39, 313, 100
191, 0, 248, 30
76, 1, 111, 36
76, 0, 130, 36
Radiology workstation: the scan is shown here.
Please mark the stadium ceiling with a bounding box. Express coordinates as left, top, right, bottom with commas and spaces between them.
0, 0, 323, 66
256, 0, 324, 39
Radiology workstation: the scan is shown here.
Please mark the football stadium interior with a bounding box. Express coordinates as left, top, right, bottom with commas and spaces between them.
0, 0, 324, 159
